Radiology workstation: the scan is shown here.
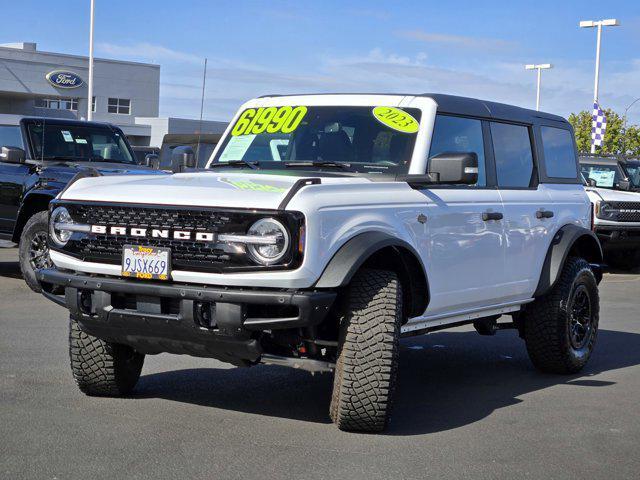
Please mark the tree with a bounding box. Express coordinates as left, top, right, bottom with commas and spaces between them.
568, 109, 640, 157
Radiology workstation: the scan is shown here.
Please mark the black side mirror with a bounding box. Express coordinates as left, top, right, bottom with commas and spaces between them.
0, 146, 26, 164
618, 179, 631, 191
144, 153, 160, 169
428, 152, 478, 184
171, 146, 195, 173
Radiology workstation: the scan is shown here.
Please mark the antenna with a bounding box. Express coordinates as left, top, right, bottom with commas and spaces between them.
196, 57, 207, 167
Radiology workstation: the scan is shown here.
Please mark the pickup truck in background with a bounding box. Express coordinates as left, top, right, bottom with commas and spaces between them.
580, 155, 640, 270
0, 117, 164, 292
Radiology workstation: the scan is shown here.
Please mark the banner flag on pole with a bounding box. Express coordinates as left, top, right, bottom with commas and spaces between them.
591, 101, 607, 148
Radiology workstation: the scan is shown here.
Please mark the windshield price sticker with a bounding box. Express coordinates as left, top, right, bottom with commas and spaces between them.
372, 106, 420, 133
61, 130, 74, 143
588, 169, 615, 188
231, 106, 308, 136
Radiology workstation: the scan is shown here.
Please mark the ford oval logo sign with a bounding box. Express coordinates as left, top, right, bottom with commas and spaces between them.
45, 70, 84, 89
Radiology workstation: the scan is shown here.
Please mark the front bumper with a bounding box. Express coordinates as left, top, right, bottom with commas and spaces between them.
38, 268, 336, 364
594, 225, 640, 250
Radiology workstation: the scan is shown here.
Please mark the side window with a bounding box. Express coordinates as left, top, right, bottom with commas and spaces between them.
429, 115, 486, 186
541, 126, 577, 179
0, 125, 23, 149
491, 122, 535, 188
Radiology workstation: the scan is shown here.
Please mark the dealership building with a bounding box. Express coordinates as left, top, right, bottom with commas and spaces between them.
0, 42, 226, 146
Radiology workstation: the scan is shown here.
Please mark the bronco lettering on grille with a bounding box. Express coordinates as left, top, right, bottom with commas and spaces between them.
90, 225, 216, 242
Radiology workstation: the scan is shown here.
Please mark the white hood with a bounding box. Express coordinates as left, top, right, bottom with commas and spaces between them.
60, 171, 371, 210
586, 186, 640, 203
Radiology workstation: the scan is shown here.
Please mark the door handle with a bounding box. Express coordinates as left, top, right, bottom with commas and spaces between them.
482, 211, 503, 221
536, 210, 554, 219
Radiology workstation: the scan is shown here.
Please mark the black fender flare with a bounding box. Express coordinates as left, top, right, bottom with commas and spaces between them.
314, 231, 427, 289
534, 224, 603, 297
12, 190, 57, 242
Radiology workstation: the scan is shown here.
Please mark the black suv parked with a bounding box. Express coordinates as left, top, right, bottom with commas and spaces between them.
0, 117, 164, 292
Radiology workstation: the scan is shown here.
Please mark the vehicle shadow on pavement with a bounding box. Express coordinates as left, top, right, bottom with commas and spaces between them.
136, 363, 335, 424
0, 260, 22, 279
135, 328, 640, 434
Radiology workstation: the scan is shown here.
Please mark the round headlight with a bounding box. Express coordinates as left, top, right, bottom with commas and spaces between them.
598, 202, 617, 220
246, 218, 289, 265
50, 206, 73, 246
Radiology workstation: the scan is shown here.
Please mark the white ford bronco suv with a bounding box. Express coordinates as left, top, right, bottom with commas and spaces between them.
580, 155, 640, 270
39, 94, 603, 432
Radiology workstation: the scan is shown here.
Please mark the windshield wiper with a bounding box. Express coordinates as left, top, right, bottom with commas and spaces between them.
284, 161, 350, 170
209, 160, 259, 170
42, 155, 82, 162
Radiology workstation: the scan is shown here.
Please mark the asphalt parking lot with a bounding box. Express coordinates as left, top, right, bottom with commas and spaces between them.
1, 245, 639, 480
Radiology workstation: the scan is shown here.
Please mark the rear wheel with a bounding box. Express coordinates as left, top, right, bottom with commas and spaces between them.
330, 269, 402, 433
69, 317, 144, 396
18, 211, 55, 293
522, 257, 599, 374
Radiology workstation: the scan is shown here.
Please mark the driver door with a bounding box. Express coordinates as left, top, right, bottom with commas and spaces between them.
414, 114, 508, 319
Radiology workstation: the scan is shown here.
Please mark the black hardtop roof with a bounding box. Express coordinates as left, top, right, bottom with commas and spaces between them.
257, 93, 569, 125
423, 93, 567, 124
20, 117, 120, 129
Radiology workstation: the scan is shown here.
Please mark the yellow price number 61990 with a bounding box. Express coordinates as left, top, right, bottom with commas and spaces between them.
231, 106, 308, 136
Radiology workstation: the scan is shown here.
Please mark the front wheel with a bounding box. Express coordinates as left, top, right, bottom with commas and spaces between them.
330, 269, 402, 433
522, 257, 599, 374
18, 211, 54, 293
69, 317, 145, 396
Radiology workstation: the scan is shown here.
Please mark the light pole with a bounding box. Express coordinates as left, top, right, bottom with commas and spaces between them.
622, 97, 640, 155
580, 18, 620, 153
87, 0, 95, 121
525, 64, 552, 111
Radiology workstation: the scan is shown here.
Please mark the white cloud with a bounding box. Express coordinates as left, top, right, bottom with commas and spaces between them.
96, 42, 202, 64
398, 30, 515, 51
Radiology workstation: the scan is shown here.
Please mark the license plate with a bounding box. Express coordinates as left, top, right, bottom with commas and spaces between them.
122, 245, 171, 280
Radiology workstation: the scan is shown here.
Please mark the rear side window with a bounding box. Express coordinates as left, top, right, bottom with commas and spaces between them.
429, 115, 486, 186
491, 122, 535, 188
541, 127, 577, 179
0, 125, 23, 150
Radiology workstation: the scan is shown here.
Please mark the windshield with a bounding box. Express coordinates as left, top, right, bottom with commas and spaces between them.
26, 122, 135, 164
623, 161, 640, 189
580, 163, 625, 189
210, 106, 421, 174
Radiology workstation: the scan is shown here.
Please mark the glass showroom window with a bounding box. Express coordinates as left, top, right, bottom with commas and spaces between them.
108, 98, 131, 115
35, 98, 78, 111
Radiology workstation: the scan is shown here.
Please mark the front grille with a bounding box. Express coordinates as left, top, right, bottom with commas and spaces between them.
610, 202, 640, 222
70, 204, 232, 231
56, 202, 303, 273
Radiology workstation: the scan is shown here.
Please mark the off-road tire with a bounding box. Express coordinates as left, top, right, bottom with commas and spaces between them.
606, 250, 640, 271
18, 211, 54, 293
523, 257, 599, 374
69, 317, 144, 396
330, 269, 402, 433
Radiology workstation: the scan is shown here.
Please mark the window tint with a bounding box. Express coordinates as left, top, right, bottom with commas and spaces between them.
491, 122, 535, 188
429, 115, 486, 186
0, 125, 23, 150
213, 106, 421, 174
25, 123, 134, 163
541, 127, 577, 178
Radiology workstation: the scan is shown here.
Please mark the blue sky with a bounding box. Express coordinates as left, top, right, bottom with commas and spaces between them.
3, 0, 639, 122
